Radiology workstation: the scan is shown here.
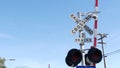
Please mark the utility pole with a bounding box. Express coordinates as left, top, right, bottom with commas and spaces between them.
48, 64, 50, 68
98, 33, 108, 68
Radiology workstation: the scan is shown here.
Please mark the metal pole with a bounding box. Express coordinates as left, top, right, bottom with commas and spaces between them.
78, 12, 85, 66
98, 33, 108, 68
101, 40, 107, 68
48, 64, 50, 68
79, 30, 85, 66
94, 0, 98, 47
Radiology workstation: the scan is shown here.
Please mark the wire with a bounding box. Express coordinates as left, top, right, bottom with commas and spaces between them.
105, 49, 120, 57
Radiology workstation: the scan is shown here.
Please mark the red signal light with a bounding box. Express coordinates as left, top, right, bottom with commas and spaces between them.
65, 49, 82, 67
85, 47, 102, 65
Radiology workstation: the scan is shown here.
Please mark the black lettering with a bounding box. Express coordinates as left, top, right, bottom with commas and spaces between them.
81, 39, 84, 42
84, 15, 92, 23
84, 38, 92, 42
72, 30, 75, 34
78, 39, 80, 42
82, 20, 85, 24
73, 16, 76, 19
75, 39, 77, 42
77, 25, 81, 29
74, 27, 78, 32
84, 25, 93, 35
89, 30, 93, 35
76, 19, 81, 23
71, 14, 74, 17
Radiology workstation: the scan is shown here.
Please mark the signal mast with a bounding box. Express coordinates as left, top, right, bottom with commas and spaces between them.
65, 0, 103, 68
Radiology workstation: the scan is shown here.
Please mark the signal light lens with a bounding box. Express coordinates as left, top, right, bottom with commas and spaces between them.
65, 49, 82, 67
85, 47, 102, 65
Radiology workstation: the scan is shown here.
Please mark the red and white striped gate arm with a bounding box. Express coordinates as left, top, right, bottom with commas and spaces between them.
94, 0, 98, 47
93, 0, 98, 66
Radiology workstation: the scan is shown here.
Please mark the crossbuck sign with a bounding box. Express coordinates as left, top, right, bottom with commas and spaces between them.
71, 13, 94, 35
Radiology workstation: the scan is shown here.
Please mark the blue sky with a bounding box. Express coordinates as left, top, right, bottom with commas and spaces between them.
0, 0, 120, 68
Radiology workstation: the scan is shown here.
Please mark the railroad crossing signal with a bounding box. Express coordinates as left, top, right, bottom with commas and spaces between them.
65, 0, 103, 67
